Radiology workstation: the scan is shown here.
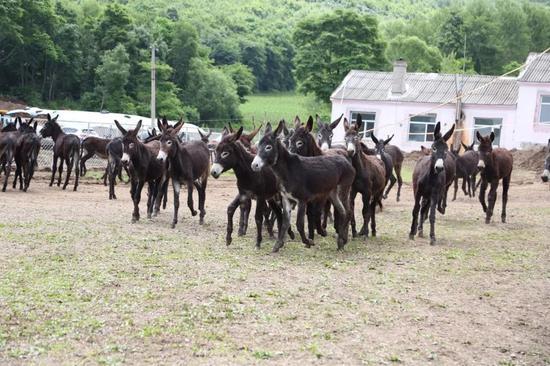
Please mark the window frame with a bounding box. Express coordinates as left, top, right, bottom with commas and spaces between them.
408, 114, 437, 142
473, 117, 502, 147
539, 95, 550, 124
350, 111, 376, 139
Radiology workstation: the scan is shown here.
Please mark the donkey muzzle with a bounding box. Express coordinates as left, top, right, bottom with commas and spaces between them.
210, 163, 223, 179
477, 159, 486, 170
157, 150, 167, 162
434, 158, 444, 173
121, 153, 130, 165
251, 155, 264, 172
320, 142, 330, 152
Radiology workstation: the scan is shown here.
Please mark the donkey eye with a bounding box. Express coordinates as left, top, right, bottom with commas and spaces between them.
129, 143, 135, 149
167, 141, 172, 145
296, 141, 303, 147
265, 145, 272, 151
221, 151, 229, 159
432, 146, 437, 152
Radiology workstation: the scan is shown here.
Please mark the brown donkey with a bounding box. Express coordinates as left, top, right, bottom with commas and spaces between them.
39, 114, 80, 191
476, 131, 513, 224
156, 122, 210, 228
251, 121, 355, 252
541, 139, 549, 183
409, 122, 455, 245
13, 118, 41, 192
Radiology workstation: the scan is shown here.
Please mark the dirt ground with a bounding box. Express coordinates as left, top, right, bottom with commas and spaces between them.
0, 166, 549, 365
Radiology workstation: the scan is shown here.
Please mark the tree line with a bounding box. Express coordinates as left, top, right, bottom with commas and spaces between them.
1, 0, 549, 123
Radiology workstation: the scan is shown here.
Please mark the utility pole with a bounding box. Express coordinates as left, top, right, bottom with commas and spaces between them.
150, 44, 157, 128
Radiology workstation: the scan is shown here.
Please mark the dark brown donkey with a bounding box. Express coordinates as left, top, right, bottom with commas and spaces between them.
540, 139, 549, 183
13, 118, 41, 191
0, 120, 18, 191
252, 121, 356, 252
409, 122, 455, 245
211, 127, 294, 248
344, 116, 386, 238
316, 114, 344, 151
451, 142, 479, 200
115, 120, 165, 222
40, 114, 81, 191
156, 122, 210, 228
476, 131, 513, 224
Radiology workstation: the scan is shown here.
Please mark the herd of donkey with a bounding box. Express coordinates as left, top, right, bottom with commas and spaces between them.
1, 113, 549, 252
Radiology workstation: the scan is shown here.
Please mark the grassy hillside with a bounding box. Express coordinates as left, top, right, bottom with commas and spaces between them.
239, 92, 330, 127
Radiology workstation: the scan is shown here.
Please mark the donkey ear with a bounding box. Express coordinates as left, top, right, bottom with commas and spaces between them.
476, 131, 483, 142
293, 115, 301, 129
470, 141, 475, 150
433, 121, 441, 139
152, 128, 157, 136
52, 114, 59, 123
343, 118, 350, 131
114, 120, 127, 135
173, 117, 184, 129
47, 113, 52, 121
235, 126, 244, 141
264, 122, 272, 135
33, 121, 38, 132
247, 123, 261, 140
330, 114, 343, 130
461, 142, 468, 150
280, 119, 289, 135
384, 134, 394, 145
355, 114, 363, 131
443, 124, 455, 142
228, 122, 235, 133
157, 119, 164, 132
316, 114, 322, 129
162, 116, 169, 127
490, 131, 495, 142
133, 120, 142, 135
274, 120, 285, 136
305, 116, 314, 132
222, 126, 230, 137
371, 134, 379, 145
172, 120, 184, 135
198, 129, 206, 140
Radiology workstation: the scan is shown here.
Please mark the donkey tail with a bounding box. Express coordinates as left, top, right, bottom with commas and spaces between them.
73, 142, 81, 174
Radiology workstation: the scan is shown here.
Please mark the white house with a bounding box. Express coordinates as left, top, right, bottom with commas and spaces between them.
330, 53, 550, 151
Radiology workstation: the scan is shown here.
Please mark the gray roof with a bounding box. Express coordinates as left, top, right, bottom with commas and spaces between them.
331, 71, 518, 105
518, 52, 550, 83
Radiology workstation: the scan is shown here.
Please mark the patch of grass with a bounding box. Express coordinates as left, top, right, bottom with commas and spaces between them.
252, 350, 273, 360
239, 91, 330, 126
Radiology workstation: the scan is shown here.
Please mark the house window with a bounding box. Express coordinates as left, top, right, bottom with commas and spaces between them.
474, 118, 502, 146
408, 114, 436, 142
539, 95, 550, 123
350, 112, 375, 138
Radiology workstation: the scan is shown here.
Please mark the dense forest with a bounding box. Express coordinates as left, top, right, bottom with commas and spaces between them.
1, 0, 550, 124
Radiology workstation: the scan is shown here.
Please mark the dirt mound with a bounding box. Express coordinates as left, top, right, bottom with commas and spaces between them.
511, 147, 548, 171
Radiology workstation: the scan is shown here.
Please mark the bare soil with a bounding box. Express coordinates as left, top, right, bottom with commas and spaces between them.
0, 166, 549, 365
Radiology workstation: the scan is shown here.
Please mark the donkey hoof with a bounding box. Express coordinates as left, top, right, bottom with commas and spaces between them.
226, 237, 232, 246
408, 234, 415, 240
430, 238, 436, 246
191, 210, 198, 216
418, 231, 424, 238
199, 218, 205, 225
237, 230, 245, 237
288, 231, 295, 240
396, 197, 400, 202
501, 217, 506, 223
255, 243, 261, 250
271, 245, 280, 253
485, 218, 491, 224
171, 222, 177, 229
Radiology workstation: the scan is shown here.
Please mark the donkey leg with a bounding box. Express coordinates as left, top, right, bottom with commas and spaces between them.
306, 203, 316, 241
329, 188, 348, 250
409, 194, 421, 240
263, 205, 275, 239
2, 160, 11, 192
171, 180, 181, 228
49, 155, 58, 186
429, 193, 438, 245
197, 180, 207, 225
384, 173, 397, 199
418, 197, 430, 238
62, 158, 73, 190
478, 178, 488, 213
462, 177, 468, 197
273, 196, 292, 252
226, 195, 240, 245
57, 159, 64, 187
486, 181, 499, 224
254, 199, 266, 249
453, 177, 458, 201
132, 181, 145, 223
395, 165, 403, 202
102, 166, 108, 186
360, 193, 371, 239
80, 152, 93, 177
186, 181, 197, 216
296, 201, 313, 247
153, 176, 166, 216
501, 175, 510, 223
349, 190, 358, 238
238, 196, 251, 236
370, 195, 378, 237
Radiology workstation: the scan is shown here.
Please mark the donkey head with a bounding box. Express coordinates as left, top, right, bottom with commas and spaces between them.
211, 127, 244, 178
115, 119, 142, 165
461, 141, 475, 152
450, 144, 461, 158
251, 121, 284, 172
244, 123, 262, 143
476, 131, 495, 171
343, 114, 363, 157
430, 122, 455, 174
39, 114, 60, 138
542, 139, 550, 183
371, 133, 394, 160
198, 129, 212, 143
276, 119, 293, 148
289, 116, 315, 155
316, 113, 343, 152
1, 116, 18, 132
157, 119, 184, 163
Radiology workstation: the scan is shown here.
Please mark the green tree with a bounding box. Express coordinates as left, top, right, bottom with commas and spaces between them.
167, 20, 200, 91
440, 52, 476, 74
221, 63, 256, 102
495, 0, 530, 64
386, 35, 442, 72
293, 10, 386, 101
95, 4, 132, 52
437, 10, 465, 57
96, 44, 131, 112
523, 2, 550, 52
